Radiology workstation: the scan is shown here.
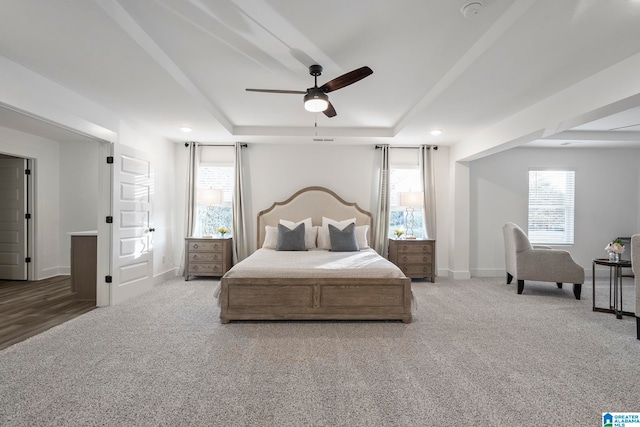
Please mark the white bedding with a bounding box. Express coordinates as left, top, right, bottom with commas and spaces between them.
223, 248, 406, 279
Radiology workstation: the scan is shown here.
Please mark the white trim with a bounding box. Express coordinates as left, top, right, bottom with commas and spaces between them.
448, 269, 471, 280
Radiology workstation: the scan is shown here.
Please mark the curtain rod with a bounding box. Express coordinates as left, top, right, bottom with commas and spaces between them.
184, 142, 247, 147
375, 145, 438, 150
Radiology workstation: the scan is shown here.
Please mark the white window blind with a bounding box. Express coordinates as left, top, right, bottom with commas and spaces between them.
528, 170, 575, 245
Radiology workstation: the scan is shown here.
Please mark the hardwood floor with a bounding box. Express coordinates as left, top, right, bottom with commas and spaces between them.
0, 276, 96, 351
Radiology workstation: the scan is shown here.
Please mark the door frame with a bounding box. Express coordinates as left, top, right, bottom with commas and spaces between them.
96, 141, 112, 307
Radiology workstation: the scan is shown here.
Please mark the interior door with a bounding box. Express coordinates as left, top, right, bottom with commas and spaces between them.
0, 157, 27, 280
110, 144, 153, 304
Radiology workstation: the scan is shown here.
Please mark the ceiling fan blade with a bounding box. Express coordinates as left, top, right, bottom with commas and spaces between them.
323, 102, 337, 118
320, 66, 373, 93
245, 88, 306, 94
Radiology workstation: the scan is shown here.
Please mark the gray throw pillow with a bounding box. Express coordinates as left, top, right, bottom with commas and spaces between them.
328, 223, 360, 252
276, 223, 307, 251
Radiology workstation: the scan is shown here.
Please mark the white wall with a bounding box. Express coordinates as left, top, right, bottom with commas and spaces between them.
469, 147, 640, 277
59, 140, 100, 271
244, 143, 378, 251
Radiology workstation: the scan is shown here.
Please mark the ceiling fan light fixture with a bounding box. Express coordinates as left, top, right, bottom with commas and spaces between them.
304, 90, 329, 112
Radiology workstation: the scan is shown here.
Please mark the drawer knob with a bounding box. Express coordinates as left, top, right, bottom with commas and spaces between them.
193, 254, 199, 260
402, 256, 408, 262
193, 244, 199, 249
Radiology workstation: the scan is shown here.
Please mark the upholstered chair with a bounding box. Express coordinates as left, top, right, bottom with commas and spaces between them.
631, 234, 640, 340
502, 222, 584, 299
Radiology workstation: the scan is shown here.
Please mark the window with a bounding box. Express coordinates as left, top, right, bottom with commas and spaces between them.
389, 168, 425, 239
196, 165, 233, 237
527, 170, 575, 245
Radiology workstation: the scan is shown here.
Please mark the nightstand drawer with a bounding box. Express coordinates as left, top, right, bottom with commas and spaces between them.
187, 241, 224, 252
398, 254, 433, 264
188, 252, 224, 262
399, 264, 433, 277
396, 243, 433, 254
187, 262, 224, 275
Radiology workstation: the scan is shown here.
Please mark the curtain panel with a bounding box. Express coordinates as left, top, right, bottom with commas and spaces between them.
179, 141, 200, 275
374, 144, 390, 257
420, 145, 437, 240
232, 142, 249, 263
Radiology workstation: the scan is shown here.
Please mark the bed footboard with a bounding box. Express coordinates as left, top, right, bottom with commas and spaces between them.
219, 277, 412, 323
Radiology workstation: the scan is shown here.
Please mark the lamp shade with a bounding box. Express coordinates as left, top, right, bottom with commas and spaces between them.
197, 188, 223, 206
399, 191, 424, 207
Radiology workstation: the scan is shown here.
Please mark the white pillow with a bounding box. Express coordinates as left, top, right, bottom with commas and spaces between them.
279, 218, 316, 249
317, 226, 331, 250
355, 225, 370, 249
280, 217, 312, 230
322, 217, 356, 229
262, 225, 279, 249
317, 224, 369, 250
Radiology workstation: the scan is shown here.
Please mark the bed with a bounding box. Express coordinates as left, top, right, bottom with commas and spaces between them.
217, 186, 412, 323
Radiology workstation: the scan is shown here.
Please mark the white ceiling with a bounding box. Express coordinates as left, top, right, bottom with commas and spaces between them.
1, 0, 640, 150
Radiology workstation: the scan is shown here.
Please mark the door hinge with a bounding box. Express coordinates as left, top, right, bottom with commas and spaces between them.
25, 213, 31, 219
106, 216, 113, 224
25, 169, 31, 175
25, 257, 31, 263
106, 156, 114, 164
105, 275, 113, 283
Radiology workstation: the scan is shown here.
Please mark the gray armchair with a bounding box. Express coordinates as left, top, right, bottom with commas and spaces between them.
503, 223, 584, 299
632, 234, 640, 340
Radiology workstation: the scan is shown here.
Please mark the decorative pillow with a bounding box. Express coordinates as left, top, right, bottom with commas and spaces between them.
280, 218, 316, 249
328, 223, 360, 252
262, 226, 279, 249
318, 224, 368, 250
276, 223, 307, 251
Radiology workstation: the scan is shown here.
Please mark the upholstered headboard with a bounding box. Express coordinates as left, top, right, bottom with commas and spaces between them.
257, 186, 373, 248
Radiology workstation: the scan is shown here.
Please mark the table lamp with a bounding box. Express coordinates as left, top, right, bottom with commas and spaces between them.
399, 191, 424, 239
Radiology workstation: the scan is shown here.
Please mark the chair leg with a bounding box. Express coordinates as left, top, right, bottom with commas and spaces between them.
506, 273, 513, 284
556, 282, 563, 289
517, 280, 524, 294
573, 283, 582, 300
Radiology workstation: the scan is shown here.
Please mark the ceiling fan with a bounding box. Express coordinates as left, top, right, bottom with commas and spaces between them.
246, 65, 373, 118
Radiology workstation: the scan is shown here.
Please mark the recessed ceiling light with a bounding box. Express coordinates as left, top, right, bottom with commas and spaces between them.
430, 129, 443, 136
180, 126, 192, 133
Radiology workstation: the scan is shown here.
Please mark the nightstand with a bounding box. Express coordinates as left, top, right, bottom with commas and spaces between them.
184, 237, 232, 281
388, 239, 435, 282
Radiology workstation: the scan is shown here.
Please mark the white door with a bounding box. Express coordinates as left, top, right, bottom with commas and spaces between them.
110, 144, 153, 304
0, 158, 28, 280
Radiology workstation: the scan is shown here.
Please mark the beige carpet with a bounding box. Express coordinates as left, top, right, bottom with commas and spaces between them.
0, 276, 637, 426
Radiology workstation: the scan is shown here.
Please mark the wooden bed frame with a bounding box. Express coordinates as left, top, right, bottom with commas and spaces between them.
219, 186, 412, 323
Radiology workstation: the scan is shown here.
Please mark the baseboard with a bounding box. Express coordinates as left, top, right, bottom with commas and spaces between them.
37, 266, 67, 280
471, 268, 504, 278
153, 267, 178, 285
447, 270, 471, 280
